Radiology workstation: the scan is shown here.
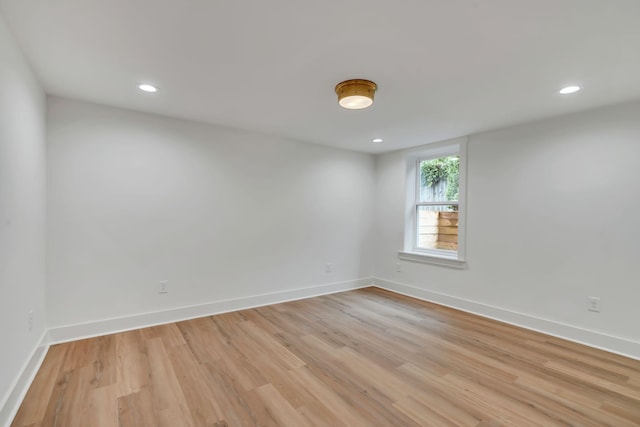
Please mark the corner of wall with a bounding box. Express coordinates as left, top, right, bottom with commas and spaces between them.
0, 332, 49, 427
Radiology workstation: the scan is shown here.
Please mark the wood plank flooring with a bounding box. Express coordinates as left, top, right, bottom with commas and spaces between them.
11, 287, 640, 426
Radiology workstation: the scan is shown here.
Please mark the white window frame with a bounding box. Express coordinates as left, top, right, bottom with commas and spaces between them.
399, 137, 468, 268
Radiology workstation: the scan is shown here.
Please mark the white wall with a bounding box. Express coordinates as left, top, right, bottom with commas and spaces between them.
0, 13, 47, 421
374, 100, 640, 355
46, 97, 375, 329
46, 95, 640, 357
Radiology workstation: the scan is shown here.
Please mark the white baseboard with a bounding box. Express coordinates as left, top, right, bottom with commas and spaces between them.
48, 278, 373, 344
6, 276, 638, 426
0, 331, 49, 427
3, 278, 372, 425
372, 277, 640, 360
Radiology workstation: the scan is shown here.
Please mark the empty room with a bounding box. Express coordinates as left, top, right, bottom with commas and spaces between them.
1, 1, 639, 426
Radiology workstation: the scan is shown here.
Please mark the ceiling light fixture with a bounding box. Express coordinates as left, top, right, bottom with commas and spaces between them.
559, 85, 580, 95
138, 83, 158, 93
335, 79, 377, 109
372, 138, 383, 143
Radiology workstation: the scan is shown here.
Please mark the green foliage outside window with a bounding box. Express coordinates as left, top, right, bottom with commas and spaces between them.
420, 156, 459, 200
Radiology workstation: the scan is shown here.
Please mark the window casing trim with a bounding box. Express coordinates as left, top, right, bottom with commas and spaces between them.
401, 136, 468, 267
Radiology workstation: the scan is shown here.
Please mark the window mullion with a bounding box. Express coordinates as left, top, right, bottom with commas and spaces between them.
416, 201, 459, 207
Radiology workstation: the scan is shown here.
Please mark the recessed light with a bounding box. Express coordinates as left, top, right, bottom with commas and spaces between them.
559, 85, 580, 95
138, 84, 158, 93
372, 138, 383, 143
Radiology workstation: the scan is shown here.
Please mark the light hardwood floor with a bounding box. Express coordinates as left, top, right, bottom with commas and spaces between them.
11, 287, 640, 426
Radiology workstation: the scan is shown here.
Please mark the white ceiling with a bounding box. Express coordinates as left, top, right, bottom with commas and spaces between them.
2, 0, 640, 153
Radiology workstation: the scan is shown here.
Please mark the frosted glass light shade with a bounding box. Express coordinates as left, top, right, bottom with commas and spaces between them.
335, 79, 377, 109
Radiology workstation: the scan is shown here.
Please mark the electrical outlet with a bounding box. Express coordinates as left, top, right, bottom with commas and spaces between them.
396, 262, 402, 272
158, 280, 169, 294
28, 310, 33, 332
325, 263, 333, 273
587, 296, 601, 313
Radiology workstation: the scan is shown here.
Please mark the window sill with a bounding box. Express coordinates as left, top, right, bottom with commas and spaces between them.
398, 251, 466, 269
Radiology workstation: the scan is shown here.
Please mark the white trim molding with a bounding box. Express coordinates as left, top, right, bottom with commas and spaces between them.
372, 277, 640, 361
403, 136, 468, 265
5, 276, 640, 426
2, 278, 374, 426
47, 278, 373, 345
398, 250, 466, 269
0, 332, 49, 427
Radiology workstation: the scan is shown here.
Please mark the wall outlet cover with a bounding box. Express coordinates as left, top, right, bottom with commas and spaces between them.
158, 281, 169, 294
587, 296, 601, 313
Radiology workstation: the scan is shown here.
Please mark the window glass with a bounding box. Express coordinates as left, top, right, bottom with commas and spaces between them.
415, 155, 459, 252
416, 205, 458, 251
418, 156, 459, 203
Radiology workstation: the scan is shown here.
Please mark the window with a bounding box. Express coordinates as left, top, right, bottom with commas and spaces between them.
400, 137, 467, 268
